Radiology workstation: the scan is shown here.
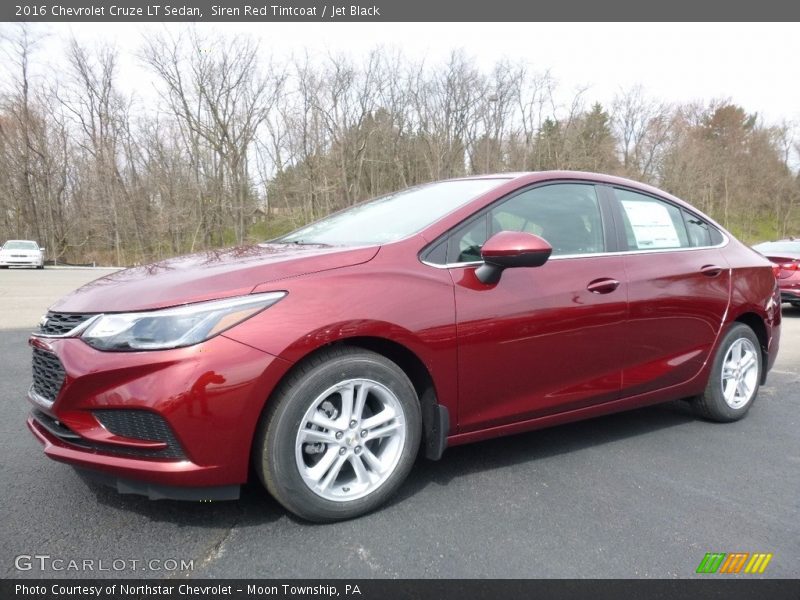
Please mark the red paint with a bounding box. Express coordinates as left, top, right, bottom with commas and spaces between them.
26, 171, 781, 493
481, 230, 552, 258
620, 248, 731, 395
453, 255, 628, 431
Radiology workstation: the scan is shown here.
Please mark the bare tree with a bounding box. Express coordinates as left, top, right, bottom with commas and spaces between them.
2, 36, 798, 266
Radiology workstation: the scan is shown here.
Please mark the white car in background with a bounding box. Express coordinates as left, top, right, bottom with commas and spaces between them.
0, 240, 45, 269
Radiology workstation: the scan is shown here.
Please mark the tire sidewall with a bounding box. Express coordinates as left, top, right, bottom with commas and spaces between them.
262, 351, 421, 522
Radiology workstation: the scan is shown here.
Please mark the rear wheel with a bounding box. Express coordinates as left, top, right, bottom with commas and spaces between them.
255, 347, 421, 522
691, 323, 762, 422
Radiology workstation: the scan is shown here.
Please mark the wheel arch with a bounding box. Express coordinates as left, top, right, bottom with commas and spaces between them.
256, 335, 450, 463
324, 336, 450, 460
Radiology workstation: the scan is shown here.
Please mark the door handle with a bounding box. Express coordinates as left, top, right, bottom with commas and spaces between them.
586, 278, 620, 294
700, 265, 723, 277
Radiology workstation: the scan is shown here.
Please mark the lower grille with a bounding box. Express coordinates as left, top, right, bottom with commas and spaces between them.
93, 410, 186, 459
32, 348, 66, 404
31, 410, 186, 460
31, 409, 81, 440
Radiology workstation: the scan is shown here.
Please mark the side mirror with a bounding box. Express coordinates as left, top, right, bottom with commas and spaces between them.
39, 247, 45, 253
475, 231, 552, 284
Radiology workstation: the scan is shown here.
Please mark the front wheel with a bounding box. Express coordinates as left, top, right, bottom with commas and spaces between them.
691, 323, 762, 422
255, 347, 421, 522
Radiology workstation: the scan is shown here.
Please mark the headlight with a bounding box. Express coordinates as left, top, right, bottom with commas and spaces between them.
81, 292, 286, 351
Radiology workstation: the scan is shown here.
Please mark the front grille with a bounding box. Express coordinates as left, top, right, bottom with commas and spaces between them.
31, 410, 187, 460
94, 410, 186, 459
31, 348, 65, 404
40, 312, 94, 336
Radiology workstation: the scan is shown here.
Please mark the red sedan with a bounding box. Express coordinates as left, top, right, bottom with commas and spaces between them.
26, 171, 781, 522
753, 239, 800, 308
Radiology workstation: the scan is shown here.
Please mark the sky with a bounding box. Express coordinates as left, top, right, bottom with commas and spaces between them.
4, 22, 800, 125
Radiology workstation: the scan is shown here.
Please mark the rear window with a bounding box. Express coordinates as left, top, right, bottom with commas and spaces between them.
615, 189, 688, 250
613, 188, 723, 250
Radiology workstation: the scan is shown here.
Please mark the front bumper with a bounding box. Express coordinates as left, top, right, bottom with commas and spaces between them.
1, 257, 42, 266
26, 333, 292, 491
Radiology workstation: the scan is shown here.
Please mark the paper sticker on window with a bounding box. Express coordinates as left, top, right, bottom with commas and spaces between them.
621, 200, 682, 249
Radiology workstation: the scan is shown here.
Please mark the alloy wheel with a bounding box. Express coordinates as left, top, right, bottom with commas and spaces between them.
295, 379, 406, 501
720, 338, 759, 409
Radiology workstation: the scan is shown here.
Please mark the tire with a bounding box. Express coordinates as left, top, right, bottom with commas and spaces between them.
691, 323, 762, 422
255, 346, 422, 522
37, 265, 44, 270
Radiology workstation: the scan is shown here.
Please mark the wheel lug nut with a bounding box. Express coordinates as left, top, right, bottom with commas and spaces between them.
335, 431, 343, 440
339, 448, 346, 456
360, 430, 367, 438
349, 420, 357, 429
354, 446, 362, 454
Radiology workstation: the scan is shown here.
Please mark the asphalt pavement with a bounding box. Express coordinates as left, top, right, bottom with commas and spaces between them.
0, 268, 798, 578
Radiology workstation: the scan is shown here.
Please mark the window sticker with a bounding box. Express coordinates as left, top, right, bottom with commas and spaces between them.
621, 200, 681, 249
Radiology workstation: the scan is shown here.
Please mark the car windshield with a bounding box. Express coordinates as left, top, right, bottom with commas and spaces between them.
277, 179, 509, 246
3, 241, 38, 250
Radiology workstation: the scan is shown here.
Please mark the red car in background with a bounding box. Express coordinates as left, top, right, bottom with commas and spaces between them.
26, 171, 781, 522
753, 239, 800, 308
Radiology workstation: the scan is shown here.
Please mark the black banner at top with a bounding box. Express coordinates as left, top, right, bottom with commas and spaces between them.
4, 0, 800, 22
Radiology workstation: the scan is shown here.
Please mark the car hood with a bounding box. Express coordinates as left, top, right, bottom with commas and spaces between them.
50, 243, 379, 313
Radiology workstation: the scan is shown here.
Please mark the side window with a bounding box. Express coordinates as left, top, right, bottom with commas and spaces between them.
447, 215, 488, 263
445, 183, 604, 262
614, 188, 689, 250
683, 210, 723, 247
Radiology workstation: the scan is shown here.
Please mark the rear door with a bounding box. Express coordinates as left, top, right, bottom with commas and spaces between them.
606, 186, 731, 397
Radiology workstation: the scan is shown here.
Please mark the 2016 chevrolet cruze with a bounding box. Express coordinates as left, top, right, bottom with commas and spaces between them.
27, 171, 781, 522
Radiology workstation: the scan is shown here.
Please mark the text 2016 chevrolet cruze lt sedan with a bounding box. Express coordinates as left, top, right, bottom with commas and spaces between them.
26, 171, 780, 522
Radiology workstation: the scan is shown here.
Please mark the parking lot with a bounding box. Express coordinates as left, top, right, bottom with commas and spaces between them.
0, 267, 798, 579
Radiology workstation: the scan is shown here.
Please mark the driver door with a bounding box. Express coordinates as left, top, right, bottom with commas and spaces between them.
449, 183, 629, 433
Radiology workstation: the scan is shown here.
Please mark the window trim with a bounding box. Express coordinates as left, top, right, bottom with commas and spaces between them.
421, 244, 733, 270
